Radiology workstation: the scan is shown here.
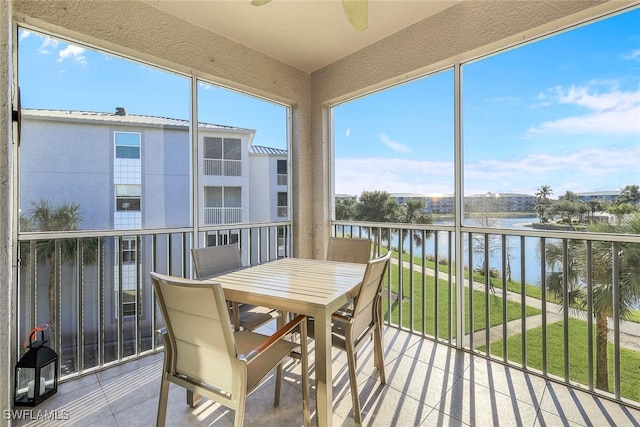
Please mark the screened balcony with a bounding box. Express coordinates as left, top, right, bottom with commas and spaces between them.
3, 1, 640, 426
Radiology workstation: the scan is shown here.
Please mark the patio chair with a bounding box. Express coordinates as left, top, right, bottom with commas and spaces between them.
150, 272, 310, 427
326, 237, 371, 264
308, 251, 390, 426
191, 244, 279, 331
326, 237, 372, 313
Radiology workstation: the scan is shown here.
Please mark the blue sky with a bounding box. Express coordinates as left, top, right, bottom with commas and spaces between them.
18, 31, 287, 149
18, 7, 640, 198
334, 8, 640, 197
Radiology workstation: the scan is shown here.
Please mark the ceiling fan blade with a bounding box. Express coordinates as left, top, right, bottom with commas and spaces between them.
251, 0, 272, 6
342, 0, 368, 31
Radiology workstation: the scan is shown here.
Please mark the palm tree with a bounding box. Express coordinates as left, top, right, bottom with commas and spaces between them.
587, 199, 604, 220
535, 185, 553, 200
535, 185, 553, 223
618, 184, 640, 209
354, 190, 399, 245
24, 200, 98, 349
335, 197, 357, 220
398, 199, 432, 250
543, 212, 640, 391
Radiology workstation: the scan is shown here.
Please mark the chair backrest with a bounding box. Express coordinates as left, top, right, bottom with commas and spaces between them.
150, 272, 240, 394
351, 252, 391, 339
191, 244, 242, 279
326, 237, 371, 264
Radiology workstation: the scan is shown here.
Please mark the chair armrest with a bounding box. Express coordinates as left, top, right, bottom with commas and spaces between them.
156, 328, 171, 352
331, 309, 353, 324
240, 314, 306, 364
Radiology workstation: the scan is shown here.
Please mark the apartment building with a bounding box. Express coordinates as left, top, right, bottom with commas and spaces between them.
19, 108, 288, 229
18, 108, 288, 363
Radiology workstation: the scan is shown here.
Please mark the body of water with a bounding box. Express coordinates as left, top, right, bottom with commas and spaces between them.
340, 217, 545, 286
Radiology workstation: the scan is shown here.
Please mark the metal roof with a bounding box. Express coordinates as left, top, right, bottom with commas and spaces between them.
249, 145, 287, 155
21, 108, 248, 131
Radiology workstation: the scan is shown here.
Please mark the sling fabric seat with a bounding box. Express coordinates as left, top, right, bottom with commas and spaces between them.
150, 272, 310, 427
308, 252, 390, 426
191, 244, 279, 331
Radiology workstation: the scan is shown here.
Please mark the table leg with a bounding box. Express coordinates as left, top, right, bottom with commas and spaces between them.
314, 310, 333, 427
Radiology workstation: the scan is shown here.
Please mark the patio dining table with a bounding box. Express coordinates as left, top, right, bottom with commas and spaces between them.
208, 257, 367, 427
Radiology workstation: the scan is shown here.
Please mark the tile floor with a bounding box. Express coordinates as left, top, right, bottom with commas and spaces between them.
12, 326, 640, 427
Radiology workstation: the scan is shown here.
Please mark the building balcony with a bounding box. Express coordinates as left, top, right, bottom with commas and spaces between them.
13, 223, 640, 425
203, 159, 242, 177
203, 207, 243, 225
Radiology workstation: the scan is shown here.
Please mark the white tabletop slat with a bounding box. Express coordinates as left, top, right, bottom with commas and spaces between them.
207, 257, 366, 312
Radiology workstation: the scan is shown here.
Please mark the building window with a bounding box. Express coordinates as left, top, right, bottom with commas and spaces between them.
116, 184, 141, 211
116, 237, 140, 318
204, 186, 242, 224
277, 159, 287, 185
115, 132, 141, 159
277, 192, 288, 217
122, 290, 138, 317
116, 289, 140, 318
206, 232, 239, 247
203, 137, 242, 176
121, 237, 136, 264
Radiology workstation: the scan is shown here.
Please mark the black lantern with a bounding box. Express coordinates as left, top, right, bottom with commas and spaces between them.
14, 328, 58, 407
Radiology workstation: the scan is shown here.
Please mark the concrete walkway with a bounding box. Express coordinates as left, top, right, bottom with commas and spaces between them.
390, 258, 640, 351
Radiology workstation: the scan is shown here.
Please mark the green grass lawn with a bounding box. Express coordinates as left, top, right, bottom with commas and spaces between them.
478, 318, 640, 403
382, 261, 541, 340
389, 248, 640, 323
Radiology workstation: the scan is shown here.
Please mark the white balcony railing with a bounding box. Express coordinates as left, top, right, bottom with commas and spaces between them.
14, 218, 640, 410
204, 207, 242, 224
16, 222, 291, 380
203, 158, 241, 176
332, 220, 640, 409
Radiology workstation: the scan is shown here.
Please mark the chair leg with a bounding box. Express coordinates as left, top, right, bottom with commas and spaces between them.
301, 319, 311, 427
374, 326, 386, 384
234, 396, 246, 427
346, 341, 362, 426
186, 390, 201, 407
156, 375, 170, 427
274, 363, 283, 407
374, 295, 386, 383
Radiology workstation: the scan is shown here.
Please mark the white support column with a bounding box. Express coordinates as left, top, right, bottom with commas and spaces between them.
1, 1, 16, 423
454, 61, 465, 349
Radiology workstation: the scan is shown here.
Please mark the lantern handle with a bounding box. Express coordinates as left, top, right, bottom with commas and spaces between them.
23, 324, 49, 348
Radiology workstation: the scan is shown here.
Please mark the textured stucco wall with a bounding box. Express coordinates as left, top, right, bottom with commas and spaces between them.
308, 0, 616, 258
11, 0, 314, 257
1, 0, 14, 423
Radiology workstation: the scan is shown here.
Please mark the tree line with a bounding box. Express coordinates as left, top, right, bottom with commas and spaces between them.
535, 184, 640, 225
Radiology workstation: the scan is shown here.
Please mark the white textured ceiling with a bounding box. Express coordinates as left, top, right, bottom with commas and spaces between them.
142, 0, 462, 73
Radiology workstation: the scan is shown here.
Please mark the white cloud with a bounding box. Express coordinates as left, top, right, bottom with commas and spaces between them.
345, 128, 351, 137
620, 49, 640, 61
484, 96, 520, 103
529, 106, 640, 135
57, 45, 88, 66
379, 133, 411, 153
19, 30, 31, 41
335, 157, 452, 195
335, 145, 639, 196
37, 37, 59, 55
464, 145, 640, 194
528, 82, 640, 135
